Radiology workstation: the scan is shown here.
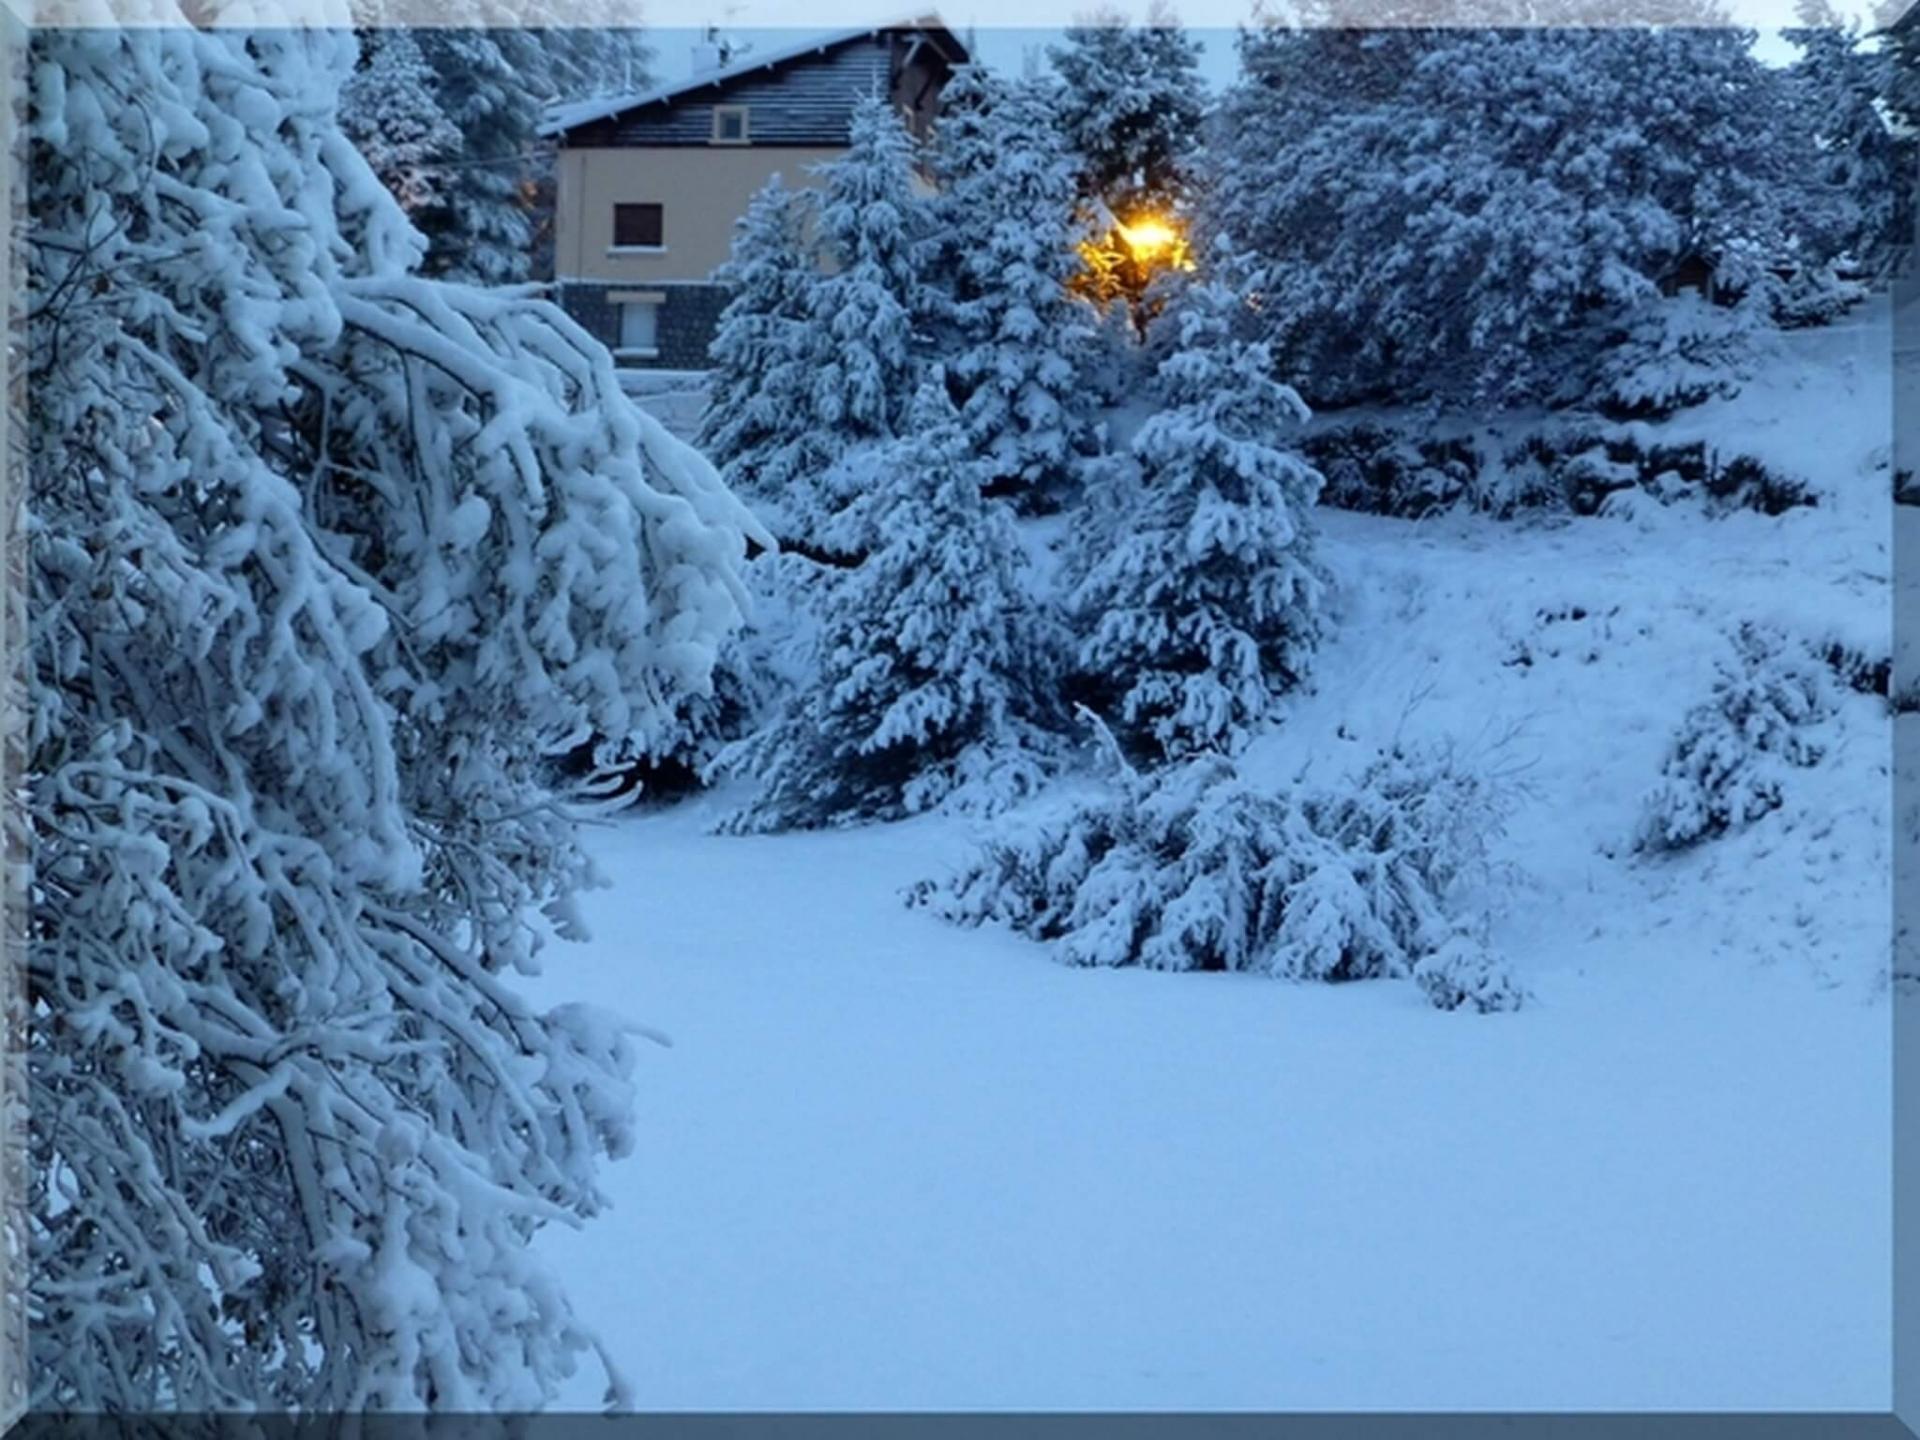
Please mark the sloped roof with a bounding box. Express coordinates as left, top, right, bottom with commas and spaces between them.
542, 15, 967, 138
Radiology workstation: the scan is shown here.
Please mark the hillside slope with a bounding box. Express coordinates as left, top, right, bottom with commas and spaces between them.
535, 300, 1893, 1411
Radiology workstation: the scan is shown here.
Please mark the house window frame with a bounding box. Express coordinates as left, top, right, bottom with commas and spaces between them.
711, 105, 750, 145
609, 202, 665, 254
611, 290, 664, 359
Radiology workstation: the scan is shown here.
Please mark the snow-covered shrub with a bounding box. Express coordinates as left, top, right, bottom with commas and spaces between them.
1636, 625, 1837, 852
1491, 430, 1814, 520
1590, 294, 1759, 420
1068, 266, 1327, 764
1414, 936, 1528, 1015
1301, 424, 1478, 518
1765, 263, 1871, 330
29, 22, 760, 1410
720, 382, 1053, 830
1699, 454, 1817, 517
912, 743, 1515, 1005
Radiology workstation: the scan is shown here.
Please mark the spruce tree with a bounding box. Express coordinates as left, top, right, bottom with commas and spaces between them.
698, 174, 823, 515
339, 30, 463, 218
1786, 0, 1911, 279
783, 92, 929, 555
1214, 10, 1801, 408
1070, 262, 1327, 764
727, 381, 1049, 829
928, 72, 1097, 512
1048, 2, 1206, 215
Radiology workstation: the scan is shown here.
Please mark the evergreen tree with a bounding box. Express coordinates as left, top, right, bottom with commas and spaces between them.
28, 18, 758, 1408
339, 14, 652, 286
784, 92, 930, 554
1070, 262, 1327, 764
1048, 2, 1206, 215
339, 30, 463, 216
726, 381, 1050, 829
408, 29, 539, 285
927, 70, 1098, 512
1214, 12, 1800, 408
1786, 0, 1911, 279
698, 174, 824, 518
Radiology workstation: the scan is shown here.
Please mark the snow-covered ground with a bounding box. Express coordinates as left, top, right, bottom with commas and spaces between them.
535, 302, 1894, 1411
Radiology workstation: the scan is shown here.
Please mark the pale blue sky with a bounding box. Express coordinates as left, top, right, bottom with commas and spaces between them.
642, 20, 1801, 95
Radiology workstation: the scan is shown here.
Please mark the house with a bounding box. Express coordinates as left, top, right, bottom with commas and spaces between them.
541, 17, 969, 371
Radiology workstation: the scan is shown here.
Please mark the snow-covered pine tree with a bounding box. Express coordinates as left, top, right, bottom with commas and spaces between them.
405, 29, 539, 285
29, 18, 760, 1409
339, 30, 462, 215
339, 14, 651, 286
917, 61, 1005, 351
1784, 0, 1911, 282
1214, 7, 1801, 408
532, 17, 652, 104
782, 91, 930, 556
1047, 2, 1206, 215
1070, 259, 1326, 764
698, 174, 827, 528
724, 379, 1050, 830
926, 71, 1097, 513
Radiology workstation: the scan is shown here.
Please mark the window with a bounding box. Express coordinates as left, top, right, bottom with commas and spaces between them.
612, 203, 664, 250
617, 300, 660, 357
711, 105, 749, 144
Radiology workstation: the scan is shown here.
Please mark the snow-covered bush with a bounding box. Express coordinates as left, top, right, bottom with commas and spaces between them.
1635, 625, 1837, 852
29, 21, 760, 1410
912, 742, 1517, 1006
1069, 266, 1327, 764
1591, 294, 1760, 420
1301, 425, 1479, 519
1765, 263, 1871, 330
1414, 935, 1529, 1015
720, 381, 1053, 830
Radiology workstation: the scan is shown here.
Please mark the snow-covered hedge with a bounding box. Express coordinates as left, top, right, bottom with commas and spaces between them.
910, 743, 1523, 1010
1635, 624, 1837, 852
1301, 422, 1814, 521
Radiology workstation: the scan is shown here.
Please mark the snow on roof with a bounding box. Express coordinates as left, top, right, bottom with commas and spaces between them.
541, 15, 964, 138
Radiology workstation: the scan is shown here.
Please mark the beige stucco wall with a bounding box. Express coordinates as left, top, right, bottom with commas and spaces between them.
556, 145, 844, 284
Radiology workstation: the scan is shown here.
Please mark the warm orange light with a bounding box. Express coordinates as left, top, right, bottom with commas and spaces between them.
1115, 216, 1182, 261
1070, 209, 1195, 331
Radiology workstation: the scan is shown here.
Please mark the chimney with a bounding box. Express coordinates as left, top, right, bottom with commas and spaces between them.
690, 26, 727, 75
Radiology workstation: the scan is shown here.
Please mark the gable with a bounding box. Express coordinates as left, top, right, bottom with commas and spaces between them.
565, 37, 894, 148
549, 24, 966, 149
